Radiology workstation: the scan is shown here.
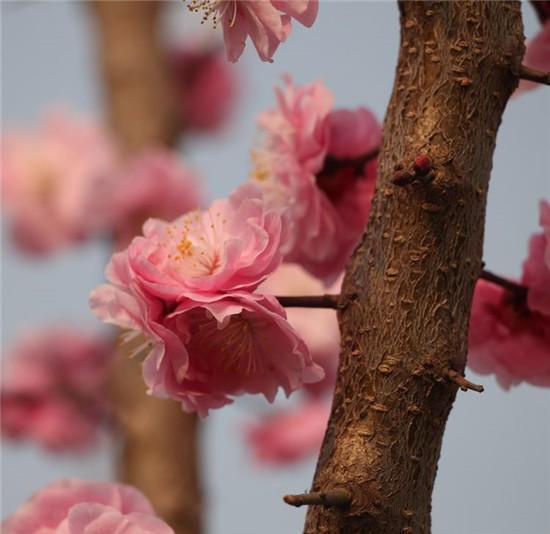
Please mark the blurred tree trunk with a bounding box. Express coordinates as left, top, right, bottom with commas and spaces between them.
304, 2, 524, 533
90, 2, 201, 533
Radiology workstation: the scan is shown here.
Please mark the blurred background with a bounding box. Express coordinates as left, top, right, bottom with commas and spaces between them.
1, 1, 549, 533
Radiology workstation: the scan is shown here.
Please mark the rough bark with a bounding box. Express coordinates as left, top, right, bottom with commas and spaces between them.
304, 2, 524, 533
90, 2, 201, 533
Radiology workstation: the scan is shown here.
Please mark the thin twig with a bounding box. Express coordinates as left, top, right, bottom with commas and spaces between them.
518, 65, 550, 86
479, 269, 528, 299
446, 369, 484, 393
529, 0, 549, 24
283, 489, 352, 508
276, 295, 340, 309
320, 146, 380, 177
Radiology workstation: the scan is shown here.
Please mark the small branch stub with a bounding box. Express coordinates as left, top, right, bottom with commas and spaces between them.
446, 369, 484, 393
519, 65, 550, 86
284, 489, 352, 509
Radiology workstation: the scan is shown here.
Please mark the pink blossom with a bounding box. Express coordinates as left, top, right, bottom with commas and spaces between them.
170, 44, 237, 132
522, 235, 550, 317
188, 1, 318, 63
1, 111, 116, 255
106, 150, 203, 248
259, 263, 341, 396
245, 398, 329, 465
92, 288, 322, 416
516, 19, 550, 95
251, 78, 381, 283
468, 280, 550, 390
101, 183, 285, 298
1, 327, 111, 452
258, 77, 333, 173
3, 479, 173, 534
90, 185, 323, 415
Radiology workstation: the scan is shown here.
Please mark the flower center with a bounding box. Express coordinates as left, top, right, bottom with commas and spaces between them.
187, 1, 237, 28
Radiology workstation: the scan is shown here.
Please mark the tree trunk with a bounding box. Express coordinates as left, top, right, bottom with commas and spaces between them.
90, 2, 201, 533
304, 2, 524, 533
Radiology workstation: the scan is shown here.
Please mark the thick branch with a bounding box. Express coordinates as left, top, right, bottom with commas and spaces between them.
304, 3, 524, 533
518, 65, 550, 86
90, 2, 201, 533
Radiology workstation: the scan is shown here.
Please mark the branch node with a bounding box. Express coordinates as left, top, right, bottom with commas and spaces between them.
391, 155, 434, 186
446, 369, 484, 393
283, 489, 352, 509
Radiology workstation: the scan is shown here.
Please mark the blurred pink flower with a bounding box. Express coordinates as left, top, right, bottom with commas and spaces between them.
1, 327, 112, 452
90, 185, 323, 415
522, 236, 550, 317
3, 479, 173, 534
245, 398, 329, 465
106, 150, 203, 248
516, 19, 550, 95
170, 44, 237, 132
259, 263, 341, 396
252, 77, 381, 283
188, 1, 318, 62
540, 199, 550, 268
1, 111, 116, 255
468, 280, 550, 390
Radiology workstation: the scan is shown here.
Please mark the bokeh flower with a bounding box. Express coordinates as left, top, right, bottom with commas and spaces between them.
1, 327, 112, 452
1, 111, 116, 255
3, 479, 173, 534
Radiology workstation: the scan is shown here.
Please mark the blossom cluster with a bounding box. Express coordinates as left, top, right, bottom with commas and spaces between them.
90, 77, 381, 416
1, 327, 112, 452
468, 201, 550, 389
1, 112, 203, 255
3, 480, 173, 534
1, 42, 238, 256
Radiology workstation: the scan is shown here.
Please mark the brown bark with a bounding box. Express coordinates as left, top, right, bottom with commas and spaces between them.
304, 2, 524, 533
90, 2, 201, 533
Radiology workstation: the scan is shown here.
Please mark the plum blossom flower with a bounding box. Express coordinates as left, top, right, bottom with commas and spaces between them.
521, 200, 550, 316
245, 398, 329, 465
468, 280, 550, 389
170, 44, 237, 132
516, 19, 550, 95
1, 111, 116, 255
105, 150, 203, 248
2, 479, 173, 533
258, 263, 341, 396
251, 77, 381, 283
540, 199, 550, 268
90, 185, 323, 416
1, 327, 112, 452
187, 1, 318, 62
468, 202, 550, 388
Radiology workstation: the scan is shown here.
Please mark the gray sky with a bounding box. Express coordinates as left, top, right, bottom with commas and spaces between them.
2, 2, 549, 533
